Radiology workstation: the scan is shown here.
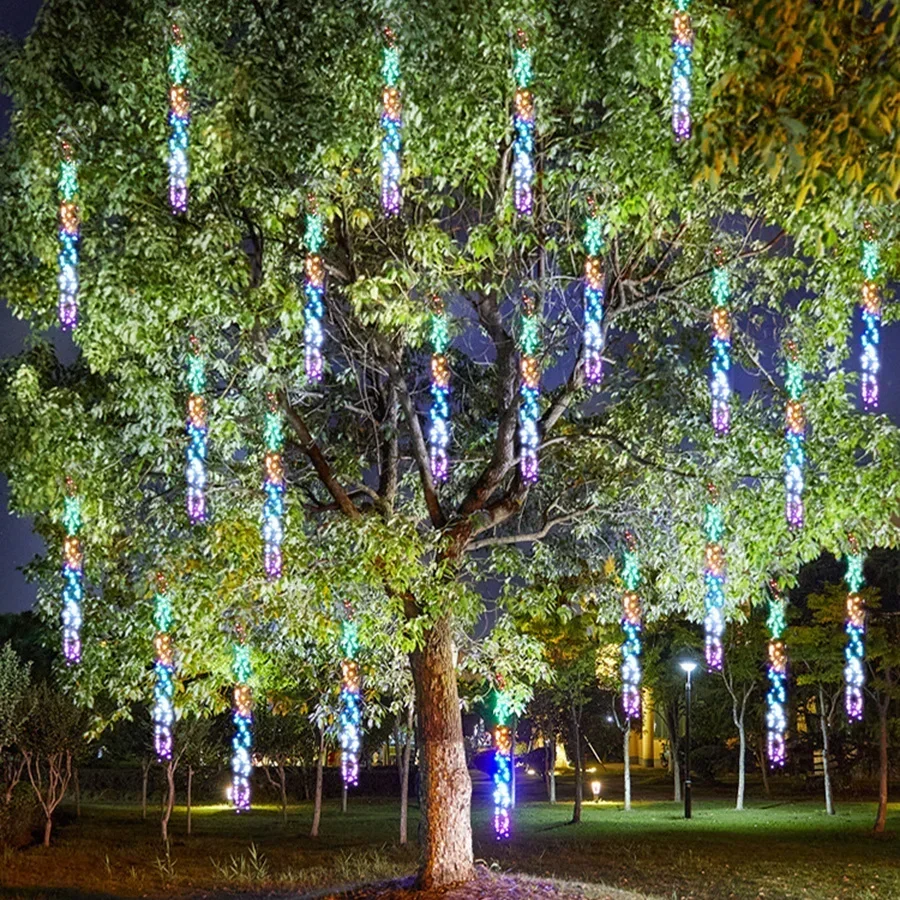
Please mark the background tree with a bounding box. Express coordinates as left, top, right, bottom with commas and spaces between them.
20, 680, 87, 846
0, 642, 31, 806
1, 0, 900, 887
255, 699, 312, 826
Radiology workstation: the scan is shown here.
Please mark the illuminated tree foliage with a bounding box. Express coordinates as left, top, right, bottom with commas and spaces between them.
0, 0, 899, 887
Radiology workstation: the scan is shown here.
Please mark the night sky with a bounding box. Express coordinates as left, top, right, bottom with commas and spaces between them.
0, 1, 898, 614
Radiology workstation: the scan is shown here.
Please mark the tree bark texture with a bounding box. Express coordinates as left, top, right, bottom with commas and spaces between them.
874, 700, 889, 833
570, 705, 583, 824
818, 685, 835, 816
409, 615, 474, 889
736, 720, 746, 811
623, 725, 632, 812
187, 765, 193, 835
311, 730, 325, 838
161, 758, 175, 843
399, 704, 413, 845
141, 758, 150, 820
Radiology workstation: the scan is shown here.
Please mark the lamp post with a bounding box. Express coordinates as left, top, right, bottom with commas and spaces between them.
679, 660, 698, 819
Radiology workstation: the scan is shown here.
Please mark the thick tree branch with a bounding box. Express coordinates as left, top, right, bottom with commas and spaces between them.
278, 391, 362, 521
467, 506, 597, 551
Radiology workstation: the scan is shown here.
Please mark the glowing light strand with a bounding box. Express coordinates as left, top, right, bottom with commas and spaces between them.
61, 477, 83, 665
710, 249, 731, 435
168, 23, 190, 214
262, 395, 284, 580
784, 341, 805, 531
512, 29, 535, 215
671, 0, 693, 142
57, 141, 80, 330
765, 580, 787, 768
844, 538, 865, 722
621, 532, 643, 720
493, 686, 513, 839
152, 572, 175, 761
703, 483, 726, 671
231, 639, 253, 812
428, 295, 451, 482
860, 222, 881, 411
304, 196, 326, 382
583, 204, 605, 386
380, 28, 402, 216
340, 614, 361, 788
518, 295, 540, 484
185, 336, 208, 524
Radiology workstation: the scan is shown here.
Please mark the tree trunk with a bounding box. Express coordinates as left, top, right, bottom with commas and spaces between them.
818, 686, 834, 816
874, 700, 889, 833
161, 759, 175, 843
74, 767, 81, 818
43, 816, 52, 848
141, 758, 150, 820
311, 730, 325, 838
664, 702, 681, 803
570, 704, 583, 824
549, 737, 556, 803
187, 765, 193, 835
399, 705, 413, 845
408, 615, 474, 889
278, 764, 288, 825
510, 718, 517, 809
341, 783, 348, 813
623, 724, 632, 812
736, 718, 746, 811
755, 735, 771, 799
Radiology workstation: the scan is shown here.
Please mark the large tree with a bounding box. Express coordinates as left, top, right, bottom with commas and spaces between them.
1, 0, 899, 887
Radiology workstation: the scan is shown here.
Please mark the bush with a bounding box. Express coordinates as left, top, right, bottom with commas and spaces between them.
0, 782, 42, 849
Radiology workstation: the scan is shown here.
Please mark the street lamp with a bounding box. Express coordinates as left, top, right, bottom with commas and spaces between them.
679, 660, 698, 820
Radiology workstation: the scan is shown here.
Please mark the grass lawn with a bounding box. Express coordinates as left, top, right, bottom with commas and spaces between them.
1, 771, 898, 899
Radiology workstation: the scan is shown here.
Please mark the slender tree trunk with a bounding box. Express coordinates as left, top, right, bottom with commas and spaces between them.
399, 705, 413, 845
874, 700, 889, 833
549, 737, 557, 803
755, 735, 771, 799
43, 816, 52, 848
818, 686, 834, 816
623, 725, 632, 812
510, 718, 517, 809
570, 705, 583, 824
311, 730, 325, 838
74, 766, 81, 818
672, 751, 682, 803
664, 702, 682, 803
736, 718, 746, 811
186, 765, 193, 835
141, 758, 150, 820
408, 615, 474, 889
341, 783, 348, 813
278, 764, 288, 825
161, 759, 175, 843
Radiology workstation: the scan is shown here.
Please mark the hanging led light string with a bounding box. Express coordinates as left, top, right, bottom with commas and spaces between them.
262, 394, 285, 580
428, 295, 451, 482
710, 248, 731, 435
231, 633, 253, 812
671, 0, 693, 141
168, 22, 190, 214
492, 682, 513, 840
765, 580, 787, 768
518, 295, 541, 484
859, 221, 882, 411
512, 28, 535, 215
304, 194, 326, 382
784, 340, 806, 530
185, 336, 208, 524
621, 532, 643, 720
61, 476, 84, 665
340, 605, 361, 788
583, 201, 605, 386
844, 536, 866, 722
703, 483, 726, 670
152, 572, 175, 761
380, 27, 402, 216
57, 140, 80, 331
